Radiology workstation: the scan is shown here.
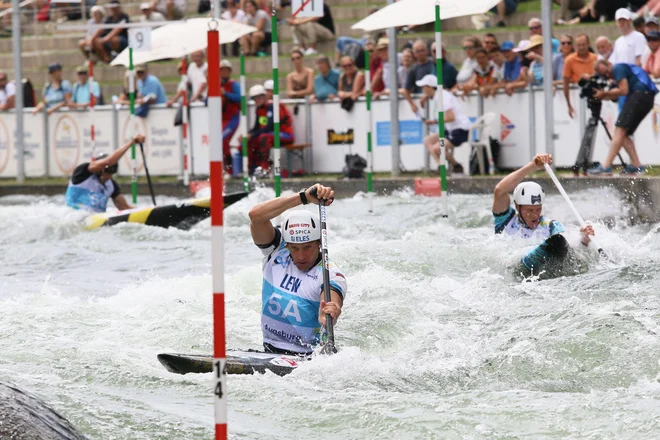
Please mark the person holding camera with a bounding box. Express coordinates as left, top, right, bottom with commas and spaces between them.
588, 59, 659, 175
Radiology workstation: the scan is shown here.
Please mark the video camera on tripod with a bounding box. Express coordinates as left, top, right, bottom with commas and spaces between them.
572, 74, 626, 175
577, 74, 613, 102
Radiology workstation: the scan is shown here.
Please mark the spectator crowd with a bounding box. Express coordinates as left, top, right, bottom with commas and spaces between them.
1, 0, 660, 177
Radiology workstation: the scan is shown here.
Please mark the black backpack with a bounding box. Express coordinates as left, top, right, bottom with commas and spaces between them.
342, 42, 365, 69
343, 154, 367, 178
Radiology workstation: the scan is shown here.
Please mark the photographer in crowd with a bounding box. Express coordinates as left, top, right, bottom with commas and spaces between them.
588, 59, 659, 176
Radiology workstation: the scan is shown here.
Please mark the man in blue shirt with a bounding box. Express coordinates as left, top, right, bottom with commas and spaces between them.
136, 64, 167, 105
309, 56, 339, 103
70, 65, 101, 108
588, 60, 659, 175
501, 41, 521, 82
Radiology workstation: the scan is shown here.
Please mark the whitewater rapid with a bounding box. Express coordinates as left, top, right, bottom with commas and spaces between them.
2, 187, 660, 439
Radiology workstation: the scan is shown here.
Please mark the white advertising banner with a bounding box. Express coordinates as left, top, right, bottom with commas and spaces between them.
533, 87, 582, 167
48, 107, 114, 177
2, 85, 660, 179
116, 106, 181, 176
189, 104, 211, 175
0, 111, 46, 178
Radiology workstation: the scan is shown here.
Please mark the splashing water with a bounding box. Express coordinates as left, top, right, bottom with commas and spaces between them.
2, 187, 660, 439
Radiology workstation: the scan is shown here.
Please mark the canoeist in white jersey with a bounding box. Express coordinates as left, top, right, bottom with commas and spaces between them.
248, 184, 347, 355
493, 154, 594, 276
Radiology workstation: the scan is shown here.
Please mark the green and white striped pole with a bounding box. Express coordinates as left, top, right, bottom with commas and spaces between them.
364, 49, 374, 213
128, 47, 138, 204
435, 2, 448, 218
239, 50, 249, 193
271, 5, 281, 197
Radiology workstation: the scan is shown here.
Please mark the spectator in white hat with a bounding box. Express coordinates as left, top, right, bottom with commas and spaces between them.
264, 79, 274, 101
416, 74, 471, 174
613, 8, 647, 66
139, 2, 165, 22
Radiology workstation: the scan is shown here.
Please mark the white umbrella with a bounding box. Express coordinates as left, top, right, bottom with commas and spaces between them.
352, 0, 501, 31
111, 18, 257, 66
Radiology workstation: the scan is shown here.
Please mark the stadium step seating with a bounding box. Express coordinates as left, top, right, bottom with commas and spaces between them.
2, 0, 628, 103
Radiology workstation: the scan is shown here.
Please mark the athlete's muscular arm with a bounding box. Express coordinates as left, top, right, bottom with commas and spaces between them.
319, 290, 343, 326
248, 184, 335, 245
88, 134, 146, 174
112, 194, 133, 211
493, 154, 551, 213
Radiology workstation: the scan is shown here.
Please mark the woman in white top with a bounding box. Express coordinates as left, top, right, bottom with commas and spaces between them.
78, 5, 105, 60
241, 0, 272, 56
456, 36, 483, 86
417, 74, 472, 174
222, 0, 247, 57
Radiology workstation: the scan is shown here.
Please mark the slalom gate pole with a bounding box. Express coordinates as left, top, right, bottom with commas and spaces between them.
88, 60, 96, 158
434, 2, 448, 218
207, 17, 228, 440
181, 56, 190, 186
271, 4, 281, 197
240, 50, 249, 193
365, 50, 374, 213
128, 47, 138, 204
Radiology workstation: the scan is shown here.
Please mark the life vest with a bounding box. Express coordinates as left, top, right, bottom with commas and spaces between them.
496, 208, 564, 240
65, 172, 115, 213
255, 102, 294, 136
261, 234, 347, 354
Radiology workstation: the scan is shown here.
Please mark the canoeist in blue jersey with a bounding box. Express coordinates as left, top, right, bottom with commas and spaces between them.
493, 154, 594, 277
248, 184, 347, 355
65, 134, 145, 213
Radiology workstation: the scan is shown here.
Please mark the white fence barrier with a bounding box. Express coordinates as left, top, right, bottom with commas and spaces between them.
1, 87, 659, 179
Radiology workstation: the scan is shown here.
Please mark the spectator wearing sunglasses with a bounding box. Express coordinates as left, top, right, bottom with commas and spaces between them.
456, 36, 482, 86
286, 48, 314, 100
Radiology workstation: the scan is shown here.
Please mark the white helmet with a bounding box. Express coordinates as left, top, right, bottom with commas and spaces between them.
249, 84, 266, 98
513, 182, 545, 206
282, 211, 321, 244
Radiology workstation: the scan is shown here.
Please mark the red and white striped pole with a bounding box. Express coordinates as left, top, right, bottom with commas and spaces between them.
207, 19, 227, 440
88, 59, 96, 158
181, 57, 190, 185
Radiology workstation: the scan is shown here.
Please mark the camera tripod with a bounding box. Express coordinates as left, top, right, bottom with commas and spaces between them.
572, 101, 627, 175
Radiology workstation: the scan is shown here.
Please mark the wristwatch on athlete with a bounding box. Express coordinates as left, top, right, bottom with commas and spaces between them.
299, 189, 309, 205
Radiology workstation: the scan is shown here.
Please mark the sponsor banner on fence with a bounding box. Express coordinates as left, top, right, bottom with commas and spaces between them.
0, 111, 46, 178
49, 108, 114, 177
116, 106, 181, 176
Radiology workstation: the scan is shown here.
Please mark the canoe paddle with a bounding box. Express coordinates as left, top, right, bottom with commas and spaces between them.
543, 163, 606, 257
138, 142, 157, 206
310, 186, 336, 355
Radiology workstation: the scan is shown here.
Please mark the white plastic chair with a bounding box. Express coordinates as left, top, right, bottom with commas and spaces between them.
466, 112, 497, 175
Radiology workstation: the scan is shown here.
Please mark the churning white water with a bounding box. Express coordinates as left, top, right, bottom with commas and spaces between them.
2, 187, 660, 439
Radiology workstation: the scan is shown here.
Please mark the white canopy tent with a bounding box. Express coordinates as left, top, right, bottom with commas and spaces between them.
111, 18, 256, 66
352, 0, 501, 31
